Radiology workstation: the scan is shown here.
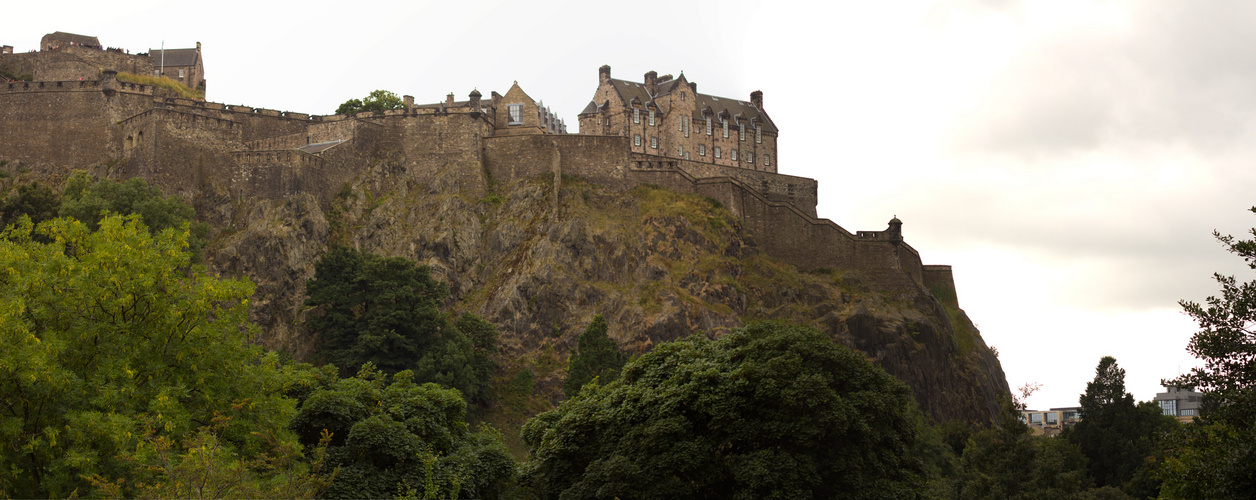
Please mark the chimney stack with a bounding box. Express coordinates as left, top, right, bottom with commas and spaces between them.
599, 65, 611, 85
403, 95, 414, 111
750, 90, 763, 109
644, 70, 658, 96
690, 81, 697, 94
446, 93, 455, 106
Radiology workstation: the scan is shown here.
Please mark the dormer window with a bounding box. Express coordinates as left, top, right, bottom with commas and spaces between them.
508, 104, 523, 125
705, 117, 712, 136
633, 108, 640, 124
755, 123, 762, 143
648, 109, 655, 126
722, 118, 729, 138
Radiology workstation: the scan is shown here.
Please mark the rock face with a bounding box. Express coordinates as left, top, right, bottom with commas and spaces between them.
205, 157, 1010, 424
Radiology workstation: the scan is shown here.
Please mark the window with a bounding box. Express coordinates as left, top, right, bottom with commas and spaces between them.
1045, 412, 1058, 425
714, 146, 721, 158
1159, 399, 1177, 416
684, 116, 690, 137
1180, 408, 1198, 416
680, 92, 685, 101
678, 145, 684, 156
722, 119, 729, 138
650, 136, 657, 149
739, 120, 745, 141
633, 108, 640, 124
605, 117, 611, 126
508, 104, 523, 125
764, 154, 771, 167
755, 123, 762, 143
634, 134, 641, 147
699, 145, 706, 156
1064, 411, 1079, 422
705, 116, 712, 135
787, 184, 794, 196
684, 151, 690, 160
154, 69, 160, 76
1029, 413, 1042, 424
178, 68, 185, 79
648, 109, 655, 126
678, 115, 684, 131
730, 149, 737, 161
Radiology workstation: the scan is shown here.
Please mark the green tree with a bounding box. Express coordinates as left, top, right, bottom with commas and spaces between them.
0, 215, 296, 498
304, 246, 486, 401
950, 399, 1094, 499
522, 322, 926, 499
458, 313, 501, 405
1157, 206, 1256, 498
561, 314, 628, 398
1062, 357, 1177, 495
335, 90, 405, 115
289, 365, 515, 499
0, 181, 59, 228
59, 172, 209, 256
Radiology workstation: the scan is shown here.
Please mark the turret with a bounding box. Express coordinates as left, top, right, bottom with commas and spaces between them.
887, 216, 903, 242
469, 89, 481, 110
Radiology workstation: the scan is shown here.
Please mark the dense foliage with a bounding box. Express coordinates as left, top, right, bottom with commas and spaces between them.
0, 215, 296, 497
289, 365, 515, 499
335, 89, 405, 115
561, 314, 628, 398
1062, 357, 1177, 496
1157, 206, 1256, 498
304, 246, 493, 402
522, 322, 926, 499
0, 181, 59, 227
947, 402, 1093, 499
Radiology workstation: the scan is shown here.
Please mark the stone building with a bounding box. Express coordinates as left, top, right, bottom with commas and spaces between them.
492, 81, 566, 135
577, 65, 778, 173
41, 31, 101, 50
148, 42, 205, 93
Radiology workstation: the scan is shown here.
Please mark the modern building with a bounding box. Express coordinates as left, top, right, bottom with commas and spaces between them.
1021, 407, 1082, 437
1154, 385, 1202, 423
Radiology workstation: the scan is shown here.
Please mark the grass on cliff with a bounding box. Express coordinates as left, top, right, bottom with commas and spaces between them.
116, 72, 203, 99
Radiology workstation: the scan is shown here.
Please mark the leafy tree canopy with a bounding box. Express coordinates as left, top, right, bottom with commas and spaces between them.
59, 171, 208, 256
335, 89, 405, 115
0, 181, 59, 228
562, 314, 628, 398
1063, 356, 1177, 495
522, 322, 926, 499
289, 365, 515, 499
304, 246, 491, 402
0, 215, 295, 498
1158, 206, 1256, 498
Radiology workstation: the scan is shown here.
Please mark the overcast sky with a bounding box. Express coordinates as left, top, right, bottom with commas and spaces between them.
10, 0, 1253, 409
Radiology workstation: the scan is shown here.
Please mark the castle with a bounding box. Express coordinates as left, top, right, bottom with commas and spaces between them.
0, 32, 960, 299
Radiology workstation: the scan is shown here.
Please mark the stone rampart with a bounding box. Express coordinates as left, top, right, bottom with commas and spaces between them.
630, 152, 819, 218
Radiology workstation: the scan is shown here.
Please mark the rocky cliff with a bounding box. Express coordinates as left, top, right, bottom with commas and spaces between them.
202, 156, 1010, 425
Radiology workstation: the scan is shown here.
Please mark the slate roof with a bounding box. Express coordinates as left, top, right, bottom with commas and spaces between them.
149, 48, 198, 67
591, 76, 777, 133
46, 32, 100, 47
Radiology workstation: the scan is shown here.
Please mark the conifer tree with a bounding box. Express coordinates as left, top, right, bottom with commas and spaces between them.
562, 315, 627, 398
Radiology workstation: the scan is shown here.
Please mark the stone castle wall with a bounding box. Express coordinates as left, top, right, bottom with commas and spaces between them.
0, 78, 955, 293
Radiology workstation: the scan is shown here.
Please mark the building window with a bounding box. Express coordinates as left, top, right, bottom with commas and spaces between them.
747, 153, 754, 164
730, 149, 737, 161
699, 145, 706, 156
714, 146, 721, 159
154, 69, 160, 76
678, 145, 684, 156
178, 68, 185, 79
634, 134, 641, 147
1046, 412, 1058, 425
764, 154, 771, 167
605, 117, 611, 126
650, 136, 657, 149
508, 104, 523, 125
787, 184, 795, 196
722, 119, 729, 138
680, 92, 685, 101
1159, 399, 1177, 416
678, 115, 684, 131
648, 109, 655, 126
684, 116, 690, 137
756, 123, 762, 143
739, 120, 745, 141
634, 108, 640, 124
1029, 413, 1043, 424
705, 116, 712, 135
1180, 408, 1198, 416
684, 151, 690, 160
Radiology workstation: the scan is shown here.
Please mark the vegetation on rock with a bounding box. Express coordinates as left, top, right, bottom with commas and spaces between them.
335, 89, 405, 115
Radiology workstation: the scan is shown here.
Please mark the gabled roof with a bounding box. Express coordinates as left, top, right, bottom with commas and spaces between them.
604, 76, 777, 133
580, 100, 599, 115
46, 32, 100, 47
149, 48, 198, 67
